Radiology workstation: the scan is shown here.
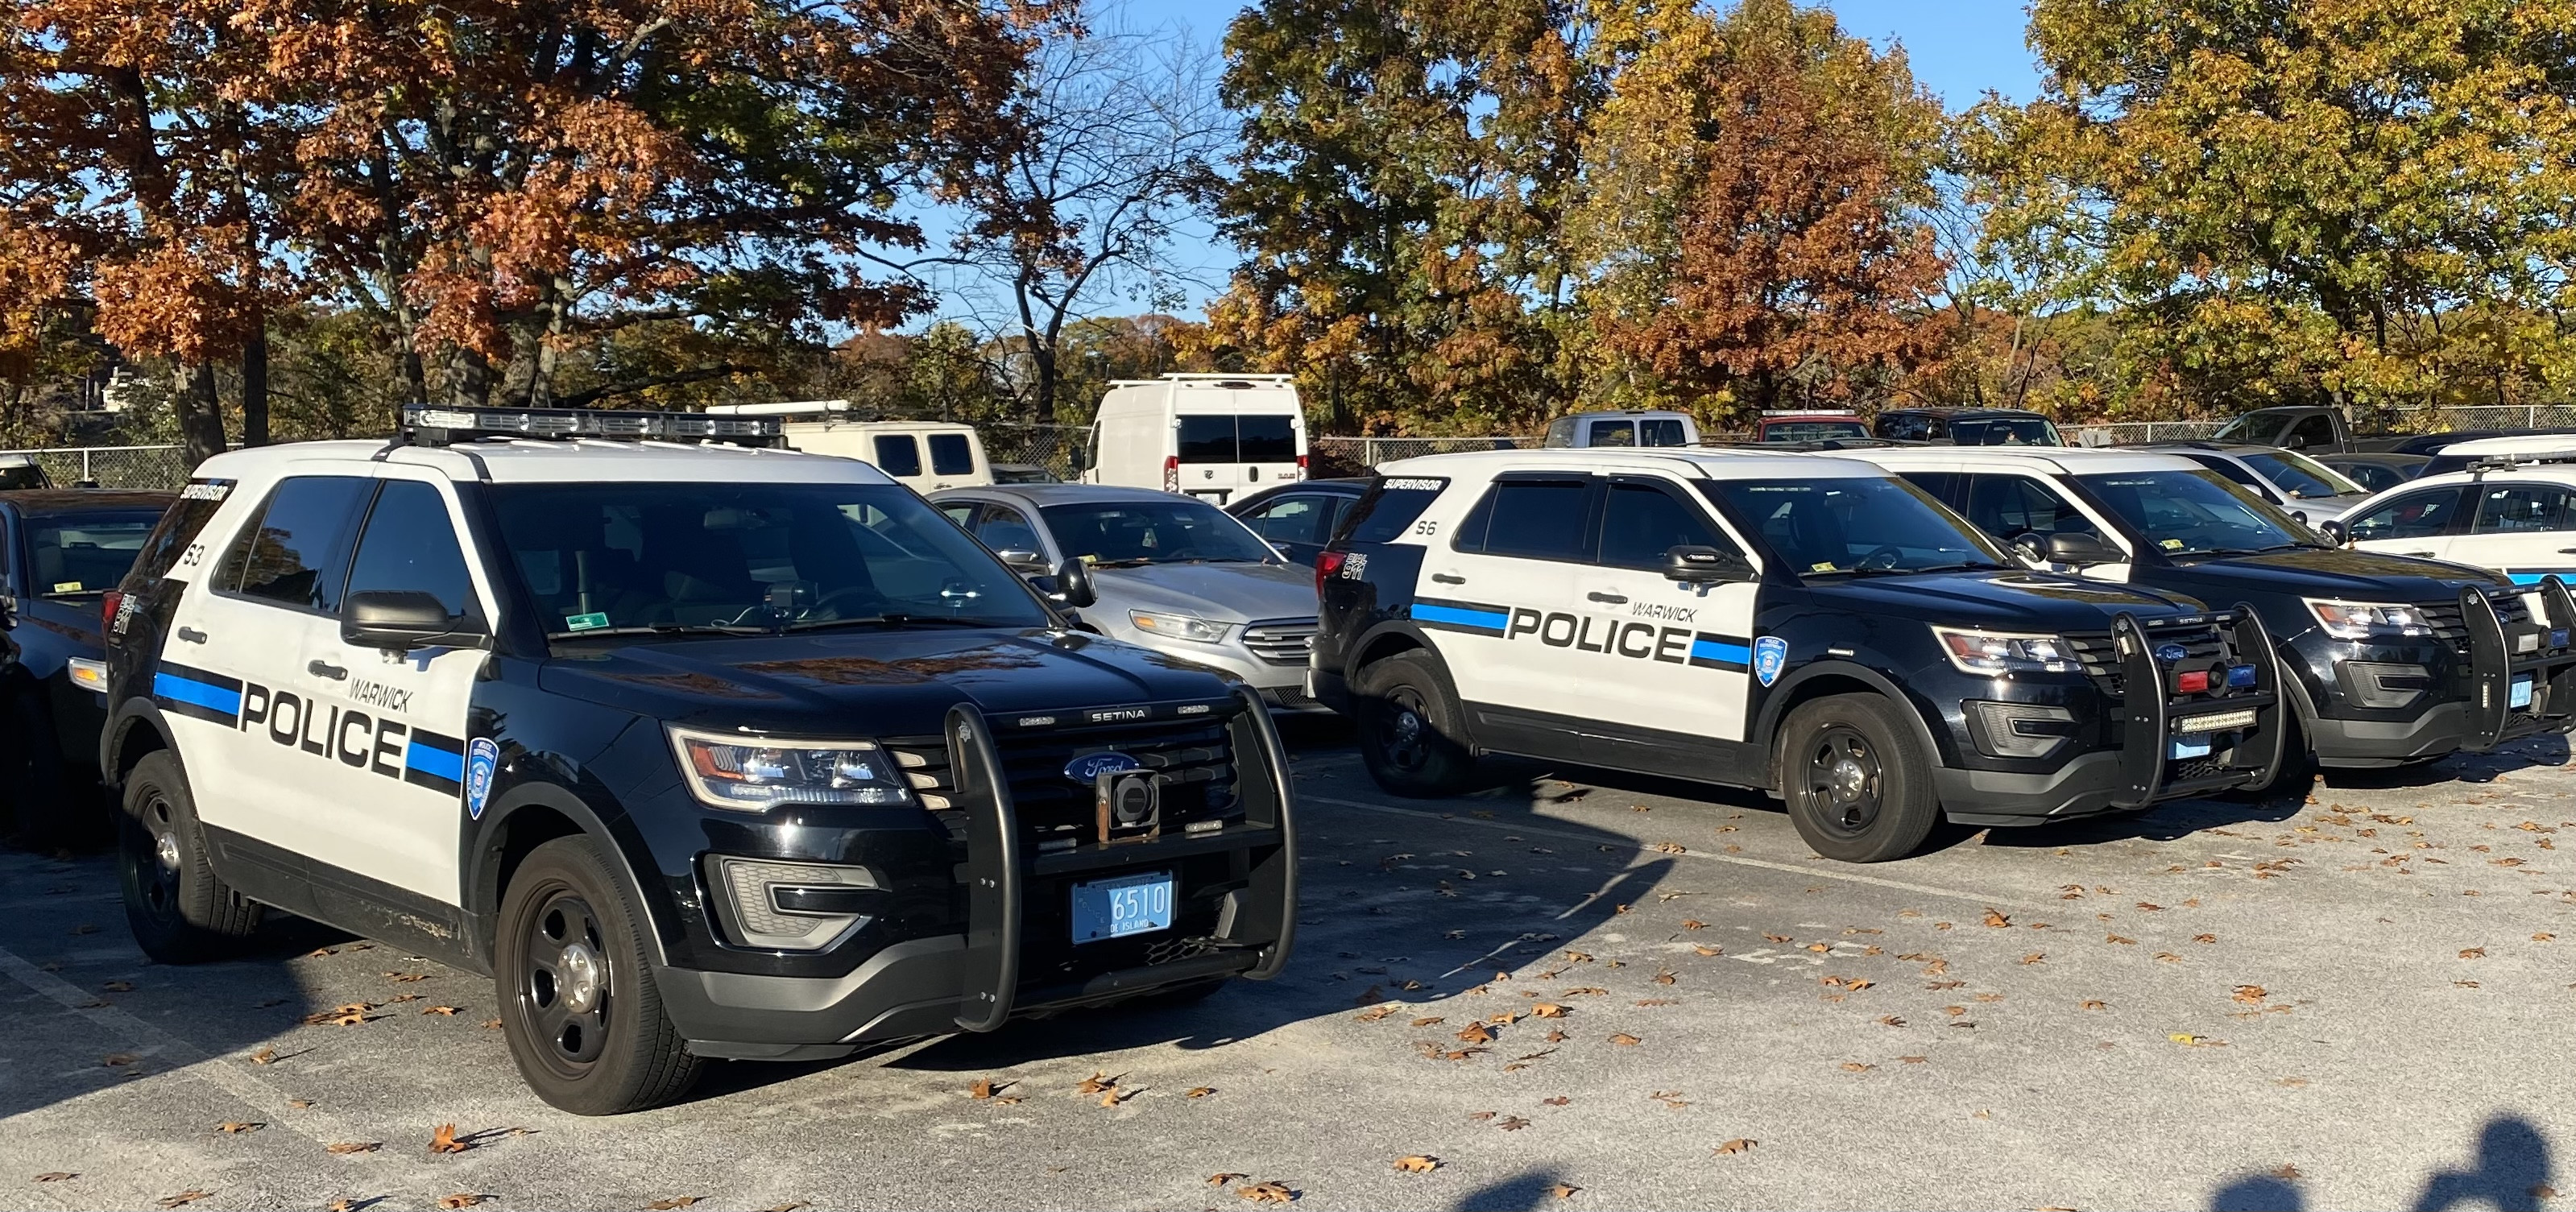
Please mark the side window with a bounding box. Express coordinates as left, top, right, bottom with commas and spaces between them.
1963, 474, 2101, 540
873, 435, 924, 478
1586, 420, 1635, 448
1598, 482, 1729, 569
1638, 419, 1688, 448
2472, 485, 2570, 534
1897, 470, 1960, 505
128, 478, 234, 585
2185, 454, 2274, 498
2348, 489, 2466, 542
1245, 494, 1327, 544
2285, 414, 2335, 449
1545, 417, 1576, 447
344, 480, 478, 621
939, 503, 978, 527
219, 475, 374, 612
1468, 478, 1597, 561
926, 432, 976, 477
1876, 415, 1928, 441
972, 504, 1043, 555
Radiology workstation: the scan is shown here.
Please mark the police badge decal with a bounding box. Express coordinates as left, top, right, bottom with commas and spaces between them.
1752, 636, 1788, 687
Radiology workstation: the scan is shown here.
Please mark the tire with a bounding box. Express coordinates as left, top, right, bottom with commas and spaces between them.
116, 751, 263, 962
1778, 693, 1940, 863
1354, 650, 1476, 797
495, 835, 701, 1115
2224, 709, 2317, 801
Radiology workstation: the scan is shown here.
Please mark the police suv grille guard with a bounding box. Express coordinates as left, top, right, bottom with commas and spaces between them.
2466, 580, 2576, 751
2111, 606, 2284, 809
946, 686, 1297, 1033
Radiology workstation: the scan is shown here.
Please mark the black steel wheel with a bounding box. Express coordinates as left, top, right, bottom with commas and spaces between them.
1355, 650, 1475, 796
1799, 725, 1886, 836
494, 835, 698, 1114
1779, 693, 1939, 862
518, 891, 614, 1075
115, 751, 261, 962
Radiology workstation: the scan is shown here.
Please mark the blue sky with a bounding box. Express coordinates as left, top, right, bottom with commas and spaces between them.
923, 0, 2040, 327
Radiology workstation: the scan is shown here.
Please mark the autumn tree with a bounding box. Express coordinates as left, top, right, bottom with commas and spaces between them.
1572, 0, 1946, 416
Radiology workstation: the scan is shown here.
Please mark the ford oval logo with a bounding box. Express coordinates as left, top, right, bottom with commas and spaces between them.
1065, 751, 1144, 783
2154, 643, 2189, 664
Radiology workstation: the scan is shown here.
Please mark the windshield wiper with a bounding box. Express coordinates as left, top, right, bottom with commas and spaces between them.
781, 614, 1013, 632
1823, 562, 2002, 578
1087, 557, 1157, 569
546, 623, 767, 639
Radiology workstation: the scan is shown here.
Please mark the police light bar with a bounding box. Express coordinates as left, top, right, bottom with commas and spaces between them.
401, 405, 781, 443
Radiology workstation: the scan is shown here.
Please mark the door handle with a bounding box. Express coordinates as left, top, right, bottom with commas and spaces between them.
176, 627, 207, 644
1586, 591, 1628, 604
2401, 551, 2434, 557
307, 660, 347, 680
1430, 573, 1466, 585
2555, 548, 2576, 555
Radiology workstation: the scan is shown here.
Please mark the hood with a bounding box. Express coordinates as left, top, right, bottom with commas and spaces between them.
1816, 569, 2207, 633
538, 627, 1237, 735
1091, 560, 1319, 625
2164, 546, 2507, 600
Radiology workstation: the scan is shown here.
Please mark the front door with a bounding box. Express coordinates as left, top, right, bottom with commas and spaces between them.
1416, 474, 1596, 713
2344, 486, 2471, 562
1578, 476, 1761, 743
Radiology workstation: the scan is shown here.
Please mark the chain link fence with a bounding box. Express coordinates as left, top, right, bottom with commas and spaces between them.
0, 445, 191, 489
977, 424, 1092, 480
2071, 421, 2228, 445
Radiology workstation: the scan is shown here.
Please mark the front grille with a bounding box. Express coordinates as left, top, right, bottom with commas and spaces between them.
1241, 618, 1319, 667
2420, 593, 2527, 652
2060, 618, 2226, 701
884, 716, 1241, 850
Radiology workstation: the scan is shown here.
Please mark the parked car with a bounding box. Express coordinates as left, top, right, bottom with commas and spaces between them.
990, 462, 1060, 485
2334, 439, 2576, 585
2208, 405, 2413, 453
1874, 407, 2064, 446
1075, 373, 1307, 506
0, 488, 172, 844
2417, 430, 2576, 478
1837, 445, 2574, 788
2123, 441, 2373, 524
1542, 410, 1701, 449
932, 484, 1328, 711
702, 402, 994, 491
0, 453, 52, 490
2316, 452, 2429, 494
1227, 478, 1369, 567
1754, 412, 1869, 444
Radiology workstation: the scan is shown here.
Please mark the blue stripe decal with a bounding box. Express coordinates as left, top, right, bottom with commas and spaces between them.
405, 741, 465, 782
2504, 572, 2576, 586
1691, 639, 1752, 665
153, 672, 242, 715
1414, 603, 1510, 631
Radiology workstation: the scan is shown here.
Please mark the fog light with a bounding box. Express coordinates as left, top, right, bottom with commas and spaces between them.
2177, 708, 2259, 734
2341, 661, 2432, 709
1968, 701, 2079, 759
709, 856, 876, 950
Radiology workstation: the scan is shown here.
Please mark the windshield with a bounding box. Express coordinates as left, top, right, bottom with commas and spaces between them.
1040, 498, 1280, 566
1699, 477, 2007, 576
2241, 450, 2362, 498
487, 482, 1050, 637
2213, 412, 2290, 445
2073, 469, 2314, 556
25, 509, 161, 595
1762, 420, 1870, 443
1949, 416, 2062, 446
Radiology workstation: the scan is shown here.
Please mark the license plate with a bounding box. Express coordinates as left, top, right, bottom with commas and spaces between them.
2170, 735, 2212, 760
2512, 674, 2534, 709
1071, 871, 1174, 944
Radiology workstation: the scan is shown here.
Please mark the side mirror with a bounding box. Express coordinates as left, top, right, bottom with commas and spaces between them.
1663, 545, 1756, 584
1048, 557, 1097, 610
1070, 447, 1093, 474
1269, 540, 1294, 560
343, 589, 482, 652
994, 548, 1050, 575
2283, 434, 2308, 450
2317, 519, 2350, 545
2046, 533, 2118, 565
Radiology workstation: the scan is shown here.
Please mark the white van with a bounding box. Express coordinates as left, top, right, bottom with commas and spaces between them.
1540, 409, 1700, 449
1078, 374, 1306, 505
705, 402, 992, 491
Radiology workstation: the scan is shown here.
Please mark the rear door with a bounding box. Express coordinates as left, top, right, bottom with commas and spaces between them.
2448, 482, 2576, 585
922, 430, 987, 490
871, 432, 929, 493
2344, 486, 2472, 560
1417, 473, 1597, 712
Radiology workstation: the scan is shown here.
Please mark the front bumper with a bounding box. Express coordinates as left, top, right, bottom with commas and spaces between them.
2308, 581, 2576, 764
654, 686, 1297, 1057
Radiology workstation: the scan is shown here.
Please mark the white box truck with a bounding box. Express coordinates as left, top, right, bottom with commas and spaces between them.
704, 401, 993, 491
1076, 374, 1307, 505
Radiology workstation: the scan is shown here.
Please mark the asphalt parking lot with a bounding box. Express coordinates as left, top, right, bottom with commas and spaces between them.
5, 722, 2574, 1212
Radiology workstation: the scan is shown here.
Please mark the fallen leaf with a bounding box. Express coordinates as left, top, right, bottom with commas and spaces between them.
1076, 1071, 1118, 1094
1411, 1016, 1444, 1028
1352, 985, 1384, 1004
1878, 1015, 1907, 1028
1982, 909, 2011, 928
1692, 945, 1724, 957
2233, 986, 2267, 1005
1652, 842, 1687, 854
2154, 952, 2181, 963
325, 1142, 380, 1155
1545, 1030, 1568, 1043
429, 1123, 469, 1154
2169, 1033, 2228, 1048
1607, 1032, 1642, 1047
216, 1121, 262, 1134
970, 1078, 996, 1099
328, 1201, 357, 1212
1532, 1003, 1567, 1018
1456, 1022, 1494, 1044
1542, 1095, 1571, 1107
1099, 1087, 1131, 1107
34, 1173, 76, 1182
2275, 1164, 2301, 1180
646, 1198, 702, 1210
2081, 999, 2109, 1011
480, 1020, 502, 1030
437, 1196, 486, 1210
103, 980, 135, 992
1840, 1062, 1876, 1073
1552, 1182, 1581, 1200
1207, 1173, 1247, 1186
2193, 934, 2218, 944
1237, 1180, 1294, 1204
1761, 934, 1791, 944
1681, 920, 1707, 930
2461, 947, 2487, 959
422, 1006, 460, 1016
1714, 1139, 1758, 1155
1187, 1086, 1216, 1098
159, 1193, 212, 1209
1899, 1055, 1928, 1064
1496, 1115, 1531, 1131
1392, 1156, 1439, 1174
1653, 967, 1677, 986
2021, 953, 2047, 965
248, 1049, 276, 1065
289, 1100, 314, 1109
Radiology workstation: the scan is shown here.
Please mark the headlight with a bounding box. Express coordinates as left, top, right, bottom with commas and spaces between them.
1129, 610, 1232, 643
1932, 626, 2073, 675
2305, 600, 2429, 640
666, 726, 913, 811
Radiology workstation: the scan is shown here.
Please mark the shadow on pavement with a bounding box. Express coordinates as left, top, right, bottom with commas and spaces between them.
1451, 1168, 1575, 1211
2205, 1115, 2556, 1212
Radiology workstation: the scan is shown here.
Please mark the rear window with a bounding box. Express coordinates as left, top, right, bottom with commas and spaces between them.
1239, 416, 1297, 462
1335, 478, 1449, 545
126, 480, 230, 587
873, 435, 923, 478
26, 509, 163, 595
926, 432, 976, 477
1638, 418, 1689, 447
1176, 416, 1236, 462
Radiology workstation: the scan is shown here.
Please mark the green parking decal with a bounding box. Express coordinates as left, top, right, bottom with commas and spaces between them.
565, 612, 611, 631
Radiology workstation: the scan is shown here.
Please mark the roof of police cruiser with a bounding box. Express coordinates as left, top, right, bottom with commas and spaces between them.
197, 437, 896, 485
1375, 446, 1884, 478
1830, 445, 2195, 476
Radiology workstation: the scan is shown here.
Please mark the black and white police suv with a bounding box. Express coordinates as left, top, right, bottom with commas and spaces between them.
101, 407, 1297, 1114
1309, 449, 2284, 862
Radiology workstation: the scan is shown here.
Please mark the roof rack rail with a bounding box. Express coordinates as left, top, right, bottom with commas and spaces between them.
2467, 448, 2576, 472
400, 404, 782, 446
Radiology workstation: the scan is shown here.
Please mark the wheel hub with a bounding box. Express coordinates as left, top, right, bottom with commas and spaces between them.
153, 832, 180, 874
557, 941, 603, 1014
1394, 709, 1422, 743
1829, 757, 1867, 800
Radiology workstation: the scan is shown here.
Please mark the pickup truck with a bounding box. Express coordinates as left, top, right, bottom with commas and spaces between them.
2209, 406, 2421, 454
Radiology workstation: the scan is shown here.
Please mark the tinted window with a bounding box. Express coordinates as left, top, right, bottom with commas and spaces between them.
1599, 482, 1726, 569
344, 481, 478, 620
972, 504, 1044, 555
873, 435, 923, 478
1476, 479, 1596, 560
2473, 486, 2570, 534
488, 482, 1046, 635
1638, 419, 1689, 447
1176, 416, 1236, 462
127, 480, 233, 588
1586, 420, 1635, 448
1897, 470, 1960, 503
1239, 416, 1298, 462
1964, 474, 2101, 541
1339, 478, 1448, 545
2284, 414, 2336, 449
2242, 451, 2360, 499
23, 510, 160, 596
1039, 498, 1277, 565
1876, 415, 1931, 441
2213, 411, 2291, 445
2332, 461, 2404, 492
2185, 454, 2270, 494
1244, 494, 1331, 544
2347, 489, 2466, 543
2074, 470, 2310, 555
223, 476, 372, 611
1949, 416, 2060, 445
926, 432, 976, 477
1700, 478, 2003, 575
